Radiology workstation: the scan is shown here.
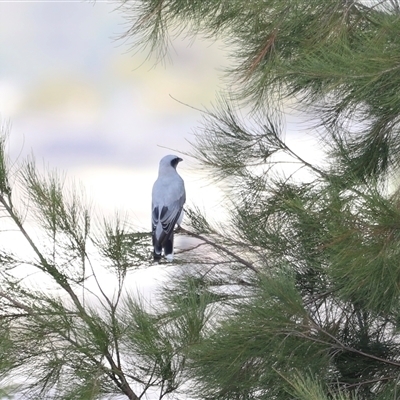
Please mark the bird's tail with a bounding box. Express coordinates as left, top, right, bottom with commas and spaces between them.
163, 233, 174, 262
152, 227, 162, 261
153, 241, 162, 261
163, 236, 174, 258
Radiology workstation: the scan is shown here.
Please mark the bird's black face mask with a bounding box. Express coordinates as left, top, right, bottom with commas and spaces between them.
170, 157, 182, 169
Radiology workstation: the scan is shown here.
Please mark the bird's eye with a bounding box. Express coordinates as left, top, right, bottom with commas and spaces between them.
170, 158, 179, 168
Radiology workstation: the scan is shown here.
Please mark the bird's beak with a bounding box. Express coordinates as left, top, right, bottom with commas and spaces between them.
178, 157, 183, 163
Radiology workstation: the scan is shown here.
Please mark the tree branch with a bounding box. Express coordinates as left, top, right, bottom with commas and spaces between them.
179, 227, 260, 274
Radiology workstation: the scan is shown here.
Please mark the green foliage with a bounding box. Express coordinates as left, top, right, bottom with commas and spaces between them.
0, 123, 11, 196
188, 98, 282, 183
117, 1, 400, 398
119, 296, 184, 396
184, 205, 213, 234
123, 0, 400, 180
0, 321, 14, 375
160, 274, 221, 347
0, 132, 160, 399
282, 373, 355, 400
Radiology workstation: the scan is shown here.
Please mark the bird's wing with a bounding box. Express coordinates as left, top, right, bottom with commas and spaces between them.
152, 202, 183, 236
152, 194, 185, 244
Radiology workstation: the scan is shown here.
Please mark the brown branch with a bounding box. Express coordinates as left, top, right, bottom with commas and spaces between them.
175, 241, 207, 254
339, 374, 398, 390
246, 28, 278, 78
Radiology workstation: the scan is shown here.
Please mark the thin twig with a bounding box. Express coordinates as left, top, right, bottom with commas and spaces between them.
308, 317, 400, 368
0, 194, 140, 400
179, 228, 260, 274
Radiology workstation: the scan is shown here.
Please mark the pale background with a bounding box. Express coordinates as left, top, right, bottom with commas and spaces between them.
0, 1, 322, 224
0, 1, 231, 230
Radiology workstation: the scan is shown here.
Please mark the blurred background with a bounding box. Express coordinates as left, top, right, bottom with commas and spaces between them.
0, 2, 322, 296
0, 1, 229, 230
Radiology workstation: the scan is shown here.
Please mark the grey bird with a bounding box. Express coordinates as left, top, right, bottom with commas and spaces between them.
151, 155, 185, 261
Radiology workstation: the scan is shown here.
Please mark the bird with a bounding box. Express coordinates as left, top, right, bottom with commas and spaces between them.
151, 155, 186, 262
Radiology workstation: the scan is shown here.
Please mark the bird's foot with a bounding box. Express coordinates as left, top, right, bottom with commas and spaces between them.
165, 254, 174, 262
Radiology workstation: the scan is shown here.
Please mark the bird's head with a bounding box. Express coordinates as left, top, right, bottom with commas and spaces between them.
159, 155, 183, 171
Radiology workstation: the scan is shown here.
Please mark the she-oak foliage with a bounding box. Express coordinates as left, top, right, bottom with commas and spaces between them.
2, 1, 400, 399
